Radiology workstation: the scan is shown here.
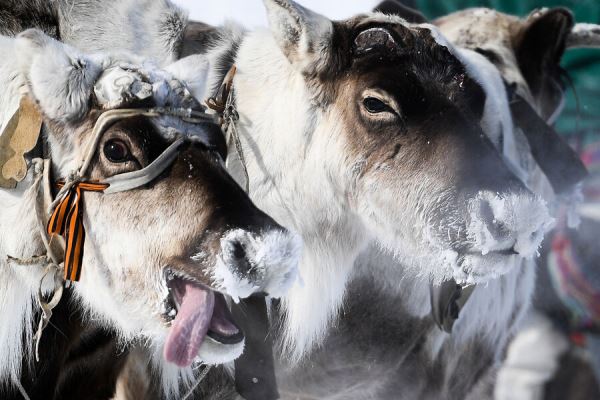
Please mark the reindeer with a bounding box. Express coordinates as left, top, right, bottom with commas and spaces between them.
432, 7, 600, 399
0, 1, 565, 399
378, 2, 600, 398
0, 28, 301, 399
374, 1, 600, 396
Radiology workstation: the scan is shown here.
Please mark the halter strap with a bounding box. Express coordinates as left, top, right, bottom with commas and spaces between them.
206, 65, 250, 193
104, 137, 185, 194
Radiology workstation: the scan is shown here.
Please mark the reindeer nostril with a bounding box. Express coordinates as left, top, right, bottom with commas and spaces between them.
479, 200, 495, 227
477, 199, 512, 239
232, 241, 246, 261
230, 240, 254, 275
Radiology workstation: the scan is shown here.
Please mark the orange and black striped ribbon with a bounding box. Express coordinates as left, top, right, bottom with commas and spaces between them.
47, 181, 109, 282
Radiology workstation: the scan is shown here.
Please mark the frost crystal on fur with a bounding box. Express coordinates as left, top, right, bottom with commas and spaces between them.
210, 229, 302, 302
467, 192, 554, 258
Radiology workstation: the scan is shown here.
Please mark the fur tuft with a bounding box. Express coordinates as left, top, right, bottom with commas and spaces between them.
16, 29, 101, 123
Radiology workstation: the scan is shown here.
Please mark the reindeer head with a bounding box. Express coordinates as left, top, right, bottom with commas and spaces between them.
12, 29, 301, 372
253, 1, 552, 287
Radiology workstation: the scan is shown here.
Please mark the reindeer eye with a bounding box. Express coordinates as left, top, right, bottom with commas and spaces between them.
363, 97, 392, 114
103, 139, 131, 163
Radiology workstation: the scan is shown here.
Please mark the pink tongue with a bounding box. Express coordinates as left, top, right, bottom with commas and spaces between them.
164, 282, 215, 367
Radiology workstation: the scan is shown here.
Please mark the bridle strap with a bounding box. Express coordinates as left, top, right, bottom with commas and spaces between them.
79, 109, 161, 177
104, 137, 185, 194
206, 65, 237, 117
206, 65, 250, 193
232, 296, 279, 400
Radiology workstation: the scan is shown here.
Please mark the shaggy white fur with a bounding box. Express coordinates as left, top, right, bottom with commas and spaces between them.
5, 2, 557, 387
0, 176, 54, 389
231, 28, 369, 360
16, 29, 102, 123
60, 0, 187, 66
0, 31, 69, 389
201, 10, 553, 361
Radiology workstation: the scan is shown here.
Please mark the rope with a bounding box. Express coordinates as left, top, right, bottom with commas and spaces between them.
34, 264, 63, 361
181, 365, 213, 400
223, 89, 250, 193
6, 254, 47, 265
5, 159, 65, 363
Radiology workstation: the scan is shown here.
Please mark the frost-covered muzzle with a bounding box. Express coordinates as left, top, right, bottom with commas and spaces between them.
454, 191, 554, 283
413, 187, 554, 285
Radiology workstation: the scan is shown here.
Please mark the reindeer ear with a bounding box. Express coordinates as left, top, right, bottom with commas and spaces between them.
373, 0, 428, 24
15, 29, 101, 123
514, 8, 574, 107
262, 0, 333, 75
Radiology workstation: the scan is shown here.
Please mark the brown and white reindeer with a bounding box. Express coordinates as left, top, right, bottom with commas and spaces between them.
0, 1, 568, 399
0, 28, 301, 399
433, 7, 600, 399
379, 2, 599, 398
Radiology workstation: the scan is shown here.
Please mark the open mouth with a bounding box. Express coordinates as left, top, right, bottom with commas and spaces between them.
162, 269, 244, 368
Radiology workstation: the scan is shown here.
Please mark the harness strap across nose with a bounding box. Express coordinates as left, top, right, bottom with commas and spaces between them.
47, 181, 109, 282
104, 137, 185, 194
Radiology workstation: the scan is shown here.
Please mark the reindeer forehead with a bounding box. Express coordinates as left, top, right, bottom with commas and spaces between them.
346, 16, 458, 58
91, 64, 219, 143
341, 19, 466, 80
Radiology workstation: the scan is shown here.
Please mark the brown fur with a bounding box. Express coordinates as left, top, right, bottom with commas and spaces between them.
435, 7, 574, 122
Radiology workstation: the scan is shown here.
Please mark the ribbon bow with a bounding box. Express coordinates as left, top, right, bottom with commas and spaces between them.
47, 181, 109, 282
